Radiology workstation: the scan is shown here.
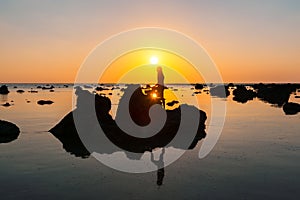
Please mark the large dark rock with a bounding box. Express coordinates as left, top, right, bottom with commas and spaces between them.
0, 120, 20, 143
283, 102, 300, 115
232, 85, 257, 103
50, 86, 207, 158
0, 85, 9, 94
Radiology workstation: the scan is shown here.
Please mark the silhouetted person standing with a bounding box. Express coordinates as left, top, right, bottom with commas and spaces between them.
156, 66, 165, 108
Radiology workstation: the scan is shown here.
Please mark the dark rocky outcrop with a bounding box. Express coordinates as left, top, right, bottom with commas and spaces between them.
37, 100, 54, 105
253, 83, 298, 107
283, 102, 300, 115
49, 86, 207, 158
0, 120, 20, 143
232, 85, 257, 103
0, 85, 9, 94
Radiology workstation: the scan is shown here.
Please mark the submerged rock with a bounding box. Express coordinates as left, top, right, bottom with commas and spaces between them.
0, 85, 9, 94
0, 120, 20, 143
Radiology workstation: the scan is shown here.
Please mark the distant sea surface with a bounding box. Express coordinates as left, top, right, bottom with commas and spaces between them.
0, 83, 299, 200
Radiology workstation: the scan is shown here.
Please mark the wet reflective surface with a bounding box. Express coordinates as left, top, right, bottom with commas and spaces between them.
0, 83, 300, 199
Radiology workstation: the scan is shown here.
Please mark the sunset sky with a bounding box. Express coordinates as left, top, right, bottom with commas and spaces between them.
0, 0, 299, 83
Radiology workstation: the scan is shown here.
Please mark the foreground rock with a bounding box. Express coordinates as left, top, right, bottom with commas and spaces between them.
0, 120, 20, 143
283, 102, 300, 115
37, 100, 54, 105
0, 85, 9, 94
50, 86, 207, 158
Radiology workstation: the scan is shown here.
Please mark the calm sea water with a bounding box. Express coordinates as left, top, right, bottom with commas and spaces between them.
0, 84, 299, 200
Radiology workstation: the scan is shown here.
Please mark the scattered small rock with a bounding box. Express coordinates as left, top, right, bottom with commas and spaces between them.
228, 83, 235, 87
195, 84, 204, 90
2, 102, 11, 107
16, 89, 25, 93
42, 85, 54, 90
95, 86, 109, 91
37, 100, 54, 105
29, 89, 38, 93
166, 100, 179, 107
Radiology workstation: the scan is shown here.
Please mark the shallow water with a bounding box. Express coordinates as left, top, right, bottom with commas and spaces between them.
0, 84, 299, 200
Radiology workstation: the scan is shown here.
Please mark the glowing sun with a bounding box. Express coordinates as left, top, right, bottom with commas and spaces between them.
150, 56, 159, 64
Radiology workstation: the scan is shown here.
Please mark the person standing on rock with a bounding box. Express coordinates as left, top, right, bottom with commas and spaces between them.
156, 66, 165, 108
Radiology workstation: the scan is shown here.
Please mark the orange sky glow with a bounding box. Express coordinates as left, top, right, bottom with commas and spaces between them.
0, 1, 299, 83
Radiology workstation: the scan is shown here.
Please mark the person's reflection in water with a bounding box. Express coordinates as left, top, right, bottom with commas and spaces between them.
151, 148, 165, 186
